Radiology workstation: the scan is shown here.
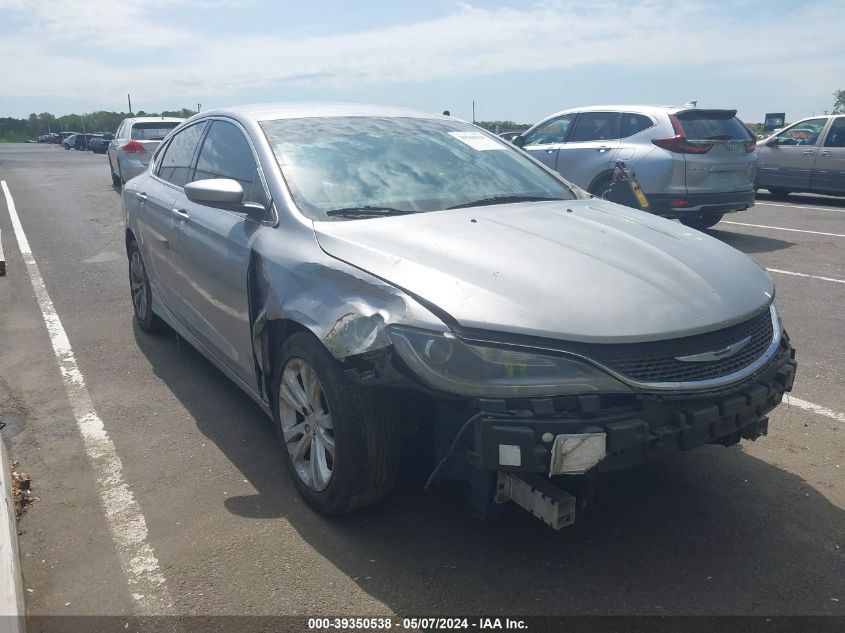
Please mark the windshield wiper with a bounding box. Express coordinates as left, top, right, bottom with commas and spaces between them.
446, 195, 566, 210
325, 206, 415, 218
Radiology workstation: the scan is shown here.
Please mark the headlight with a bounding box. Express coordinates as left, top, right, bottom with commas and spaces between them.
388, 326, 631, 397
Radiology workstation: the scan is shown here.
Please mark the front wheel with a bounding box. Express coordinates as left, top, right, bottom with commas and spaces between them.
680, 213, 724, 230
273, 332, 402, 515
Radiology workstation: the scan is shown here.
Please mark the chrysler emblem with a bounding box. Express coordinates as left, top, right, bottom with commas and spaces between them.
675, 336, 752, 363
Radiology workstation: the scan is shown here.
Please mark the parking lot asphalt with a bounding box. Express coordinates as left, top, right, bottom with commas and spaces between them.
0, 144, 842, 618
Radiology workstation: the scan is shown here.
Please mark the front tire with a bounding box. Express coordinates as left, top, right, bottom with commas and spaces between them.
273, 332, 402, 515
680, 213, 724, 230
127, 240, 162, 333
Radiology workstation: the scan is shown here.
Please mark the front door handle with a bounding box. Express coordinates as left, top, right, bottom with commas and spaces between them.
172, 208, 190, 220
802, 149, 815, 155
821, 150, 832, 156
596, 146, 610, 152
135, 192, 147, 200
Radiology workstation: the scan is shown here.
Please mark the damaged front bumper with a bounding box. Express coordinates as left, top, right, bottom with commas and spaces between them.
449, 334, 796, 527
466, 334, 796, 477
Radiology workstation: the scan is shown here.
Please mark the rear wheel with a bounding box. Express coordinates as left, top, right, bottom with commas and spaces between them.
680, 213, 724, 230
109, 157, 121, 187
768, 187, 791, 199
127, 240, 162, 333
273, 332, 402, 515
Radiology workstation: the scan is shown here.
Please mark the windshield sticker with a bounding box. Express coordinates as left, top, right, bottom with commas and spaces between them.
448, 131, 506, 151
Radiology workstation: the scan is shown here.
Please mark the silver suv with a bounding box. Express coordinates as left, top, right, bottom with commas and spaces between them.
515, 105, 758, 229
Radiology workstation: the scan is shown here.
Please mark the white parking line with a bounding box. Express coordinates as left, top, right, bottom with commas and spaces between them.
785, 395, 845, 424
756, 201, 845, 214
722, 221, 845, 238
767, 268, 845, 284
1, 181, 171, 614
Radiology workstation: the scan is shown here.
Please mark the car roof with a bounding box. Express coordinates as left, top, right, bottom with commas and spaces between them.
126, 117, 185, 124
194, 102, 449, 123
534, 104, 741, 121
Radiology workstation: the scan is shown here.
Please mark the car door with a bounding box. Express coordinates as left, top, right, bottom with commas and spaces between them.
520, 114, 576, 170
136, 121, 207, 316
170, 119, 271, 389
757, 117, 828, 190
810, 117, 845, 194
554, 112, 622, 190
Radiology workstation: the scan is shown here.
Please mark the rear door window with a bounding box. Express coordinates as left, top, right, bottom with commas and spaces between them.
823, 118, 845, 148
568, 112, 621, 142
676, 112, 753, 140
131, 122, 181, 141
194, 120, 269, 208
620, 113, 654, 138
156, 122, 206, 188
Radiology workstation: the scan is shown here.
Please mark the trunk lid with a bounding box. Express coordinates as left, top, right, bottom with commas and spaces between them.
674, 109, 757, 195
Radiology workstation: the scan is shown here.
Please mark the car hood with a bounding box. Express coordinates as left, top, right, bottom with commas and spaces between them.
313, 199, 774, 343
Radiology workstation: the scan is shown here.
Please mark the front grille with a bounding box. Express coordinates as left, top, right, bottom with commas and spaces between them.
573, 308, 775, 384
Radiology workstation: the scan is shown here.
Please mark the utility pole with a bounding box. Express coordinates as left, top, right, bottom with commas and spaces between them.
128, 93, 133, 116
81, 116, 87, 151
472, 100, 476, 123
197, 102, 201, 113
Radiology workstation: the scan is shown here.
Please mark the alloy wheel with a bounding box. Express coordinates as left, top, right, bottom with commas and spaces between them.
278, 358, 335, 491
129, 250, 148, 318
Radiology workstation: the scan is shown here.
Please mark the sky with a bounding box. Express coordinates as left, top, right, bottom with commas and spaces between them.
0, 0, 843, 125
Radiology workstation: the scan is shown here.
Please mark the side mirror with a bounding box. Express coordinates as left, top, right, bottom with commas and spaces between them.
184, 178, 267, 221
513, 135, 526, 148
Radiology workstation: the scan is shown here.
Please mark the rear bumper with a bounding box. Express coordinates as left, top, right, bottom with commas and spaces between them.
466, 333, 796, 475
648, 190, 756, 216
119, 155, 150, 182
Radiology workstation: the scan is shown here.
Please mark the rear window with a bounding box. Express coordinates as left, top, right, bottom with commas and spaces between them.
131, 122, 180, 141
676, 112, 752, 141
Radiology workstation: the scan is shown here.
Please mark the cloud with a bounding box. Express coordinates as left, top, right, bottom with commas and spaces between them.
1, 0, 843, 113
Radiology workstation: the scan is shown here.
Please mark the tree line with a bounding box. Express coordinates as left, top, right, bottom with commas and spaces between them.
0, 108, 198, 142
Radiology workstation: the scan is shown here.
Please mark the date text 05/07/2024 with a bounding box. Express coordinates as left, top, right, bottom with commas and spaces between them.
307, 617, 528, 630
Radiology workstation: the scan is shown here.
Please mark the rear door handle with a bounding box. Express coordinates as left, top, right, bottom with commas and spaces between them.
821, 150, 832, 155
172, 208, 190, 220
135, 192, 147, 200
802, 149, 815, 154
596, 146, 610, 152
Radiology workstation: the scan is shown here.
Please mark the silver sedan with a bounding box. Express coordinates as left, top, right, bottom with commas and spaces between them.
123, 103, 796, 523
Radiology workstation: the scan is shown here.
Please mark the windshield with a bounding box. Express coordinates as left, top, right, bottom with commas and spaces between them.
131, 122, 181, 141
260, 116, 575, 219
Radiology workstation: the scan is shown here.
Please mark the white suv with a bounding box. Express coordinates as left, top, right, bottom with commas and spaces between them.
515, 105, 758, 229
107, 117, 184, 186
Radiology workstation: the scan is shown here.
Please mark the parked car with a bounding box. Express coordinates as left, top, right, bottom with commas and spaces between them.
108, 117, 184, 186
756, 114, 845, 198
62, 133, 77, 149
514, 105, 758, 229
74, 133, 98, 150
122, 103, 796, 528
88, 133, 113, 154
498, 131, 525, 142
